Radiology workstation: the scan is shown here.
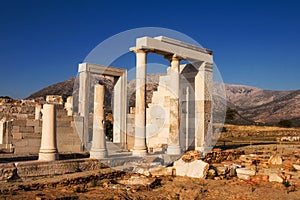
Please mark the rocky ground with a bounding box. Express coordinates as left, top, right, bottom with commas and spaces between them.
0, 171, 299, 200
0, 144, 300, 200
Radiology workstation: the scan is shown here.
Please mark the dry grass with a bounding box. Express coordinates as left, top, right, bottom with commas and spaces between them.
224, 124, 300, 132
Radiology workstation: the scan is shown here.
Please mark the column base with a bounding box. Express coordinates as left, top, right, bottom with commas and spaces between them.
167, 144, 181, 155
132, 148, 147, 157
195, 146, 212, 155
90, 149, 108, 159
39, 152, 58, 161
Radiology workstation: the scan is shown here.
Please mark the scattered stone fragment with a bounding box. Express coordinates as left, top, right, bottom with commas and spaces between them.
118, 175, 154, 186
268, 154, 282, 165
135, 165, 150, 176
229, 166, 237, 177
237, 174, 251, 180
207, 168, 217, 179
236, 168, 256, 176
149, 166, 174, 177
216, 166, 227, 176
293, 164, 300, 171
250, 175, 269, 182
203, 149, 244, 164
187, 159, 209, 178
174, 158, 188, 176
174, 158, 209, 179
236, 168, 256, 180
0, 163, 17, 181
282, 162, 295, 171
269, 173, 283, 183
181, 150, 201, 162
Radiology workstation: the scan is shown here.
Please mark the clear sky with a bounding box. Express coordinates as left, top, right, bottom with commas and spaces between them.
1, 0, 300, 99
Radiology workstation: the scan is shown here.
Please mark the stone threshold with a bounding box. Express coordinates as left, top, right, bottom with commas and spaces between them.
0, 155, 145, 181
0, 168, 123, 194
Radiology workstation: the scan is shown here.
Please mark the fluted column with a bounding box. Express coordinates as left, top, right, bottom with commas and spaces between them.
132, 49, 148, 156
39, 104, 58, 161
90, 84, 108, 159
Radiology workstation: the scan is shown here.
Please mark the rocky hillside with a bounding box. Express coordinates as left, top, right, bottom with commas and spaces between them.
26, 75, 300, 126
226, 85, 300, 125
27, 78, 75, 100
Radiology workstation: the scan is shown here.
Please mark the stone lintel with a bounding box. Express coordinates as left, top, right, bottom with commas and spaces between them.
154, 36, 212, 55
78, 63, 126, 77
131, 36, 213, 63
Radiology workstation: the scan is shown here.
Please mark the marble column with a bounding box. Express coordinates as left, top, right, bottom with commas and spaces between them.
132, 49, 148, 156
65, 96, 73, 116
185, 86, 189, 151
0, 118, 6, 144
167, 55, 181, 155
78, 63, 91, 149
113, 74, 128, 149
39, 104, 58, 161
90, 84, 108, 159
35, 104, 42, 120
195, 62, 213, 154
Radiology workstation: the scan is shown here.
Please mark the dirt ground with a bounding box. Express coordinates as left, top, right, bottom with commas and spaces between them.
1, 143, 300, 200
1, 175, 300, 200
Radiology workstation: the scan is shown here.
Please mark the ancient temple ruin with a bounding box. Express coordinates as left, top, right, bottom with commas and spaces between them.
76, 36, 213, 157
0, 36, 213, 158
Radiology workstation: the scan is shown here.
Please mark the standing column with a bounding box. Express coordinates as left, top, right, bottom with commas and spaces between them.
39, 104, 58, 161
90, 84, 108, 159
185, 86, 189, 151
5, 120, 12, 152
35, 104, 42, 120
64, 96, 73, 116
167, 55, 181, 155
78, 63, 91, 150
0, 118, 6, 144
195, 62, 213, 154
113, 73, 128, 149
132, 49, 148, 156
113, 77, 121, 143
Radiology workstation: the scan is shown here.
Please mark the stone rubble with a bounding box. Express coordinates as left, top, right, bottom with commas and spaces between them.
153, 149, 300, 185
118, 175, 155, 186
293, 164, 300, 171
268, 154, 283, 165
0, 163, 16, 181
173, 158, 209, 179
203, 149, 245, 164
250, 175, 269, 182
236, 167, 256, 175
268, 173, 283, 183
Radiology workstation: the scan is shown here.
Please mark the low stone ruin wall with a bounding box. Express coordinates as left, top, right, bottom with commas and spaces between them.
0, 96, 82, 155
220, 129, 300, 139
0, 159, 107, 181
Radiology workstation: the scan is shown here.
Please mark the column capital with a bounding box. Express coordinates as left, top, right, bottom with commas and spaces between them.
129, 47, 149, 54
164, 54, 183, 62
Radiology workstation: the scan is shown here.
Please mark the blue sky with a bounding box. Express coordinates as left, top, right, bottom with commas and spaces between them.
1, 0, 300, 99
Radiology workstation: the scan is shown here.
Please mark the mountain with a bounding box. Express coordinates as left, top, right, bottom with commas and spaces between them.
27, 78, 75, 100
225, 84, 292, 109
26, 75, 300, 127
224, 84, 300, 126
